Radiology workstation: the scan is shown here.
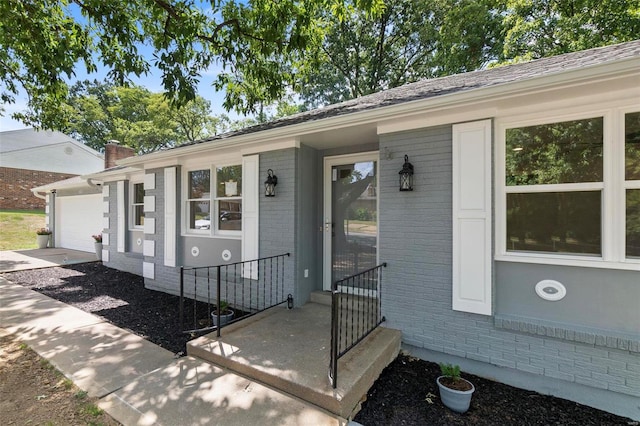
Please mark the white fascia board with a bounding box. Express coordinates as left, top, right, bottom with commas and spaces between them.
120, 137, 300, 169
81, 166, 143, 183
118, 57, 639, 167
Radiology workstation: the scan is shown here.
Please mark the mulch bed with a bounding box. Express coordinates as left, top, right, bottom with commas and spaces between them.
3, 263, 636, 425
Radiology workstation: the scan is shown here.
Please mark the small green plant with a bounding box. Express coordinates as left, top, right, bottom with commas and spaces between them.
215, 300, 231, 314
19, 343, 28, 350
82, 403, 104, 417
75, 390, 88, 400
61, 378, 74, 390
439, 363, 462, 383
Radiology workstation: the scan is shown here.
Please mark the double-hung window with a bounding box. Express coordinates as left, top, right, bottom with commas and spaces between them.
185, 165, 242, 235
498, 109, 640, 267
130, 181, 145, 229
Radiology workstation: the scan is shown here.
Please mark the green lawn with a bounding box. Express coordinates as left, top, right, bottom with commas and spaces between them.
0, 210, 46, 250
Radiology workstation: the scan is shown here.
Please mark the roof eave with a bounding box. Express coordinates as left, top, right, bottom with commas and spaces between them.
117, 55, 640, 167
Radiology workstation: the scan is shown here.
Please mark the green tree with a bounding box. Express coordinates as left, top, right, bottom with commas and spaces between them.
0, 0, 383, 129
295, 0, 503, 107
501, 0, 640, 62
64, 81, 222, 153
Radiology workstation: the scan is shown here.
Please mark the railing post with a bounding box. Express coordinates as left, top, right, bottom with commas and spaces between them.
330, 283, 339, 389
216, 265, 222, 337
179, 266, 184, 332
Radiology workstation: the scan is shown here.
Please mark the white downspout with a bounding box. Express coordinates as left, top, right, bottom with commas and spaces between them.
31, 189, 47, 200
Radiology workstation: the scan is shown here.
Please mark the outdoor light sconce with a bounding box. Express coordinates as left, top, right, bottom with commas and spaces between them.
264, 169, 278, 197
398, 155, 414, 191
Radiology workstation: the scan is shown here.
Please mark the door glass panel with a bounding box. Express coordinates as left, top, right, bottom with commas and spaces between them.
331, 161, 377, 284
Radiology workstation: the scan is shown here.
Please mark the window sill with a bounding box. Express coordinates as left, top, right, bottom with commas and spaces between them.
181, 232, 241, 240
494, 314, 640, 353
495, 253, 640, 271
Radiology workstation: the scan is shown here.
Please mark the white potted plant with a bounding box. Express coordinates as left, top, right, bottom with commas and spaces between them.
36, 228, 52, 249
436, 363, 475, 413
92, 234, 103, 261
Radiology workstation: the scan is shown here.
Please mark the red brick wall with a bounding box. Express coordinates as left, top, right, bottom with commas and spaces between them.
0, 167, 77, 210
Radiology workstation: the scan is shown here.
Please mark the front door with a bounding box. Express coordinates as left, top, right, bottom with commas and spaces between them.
323, 152, 378, 291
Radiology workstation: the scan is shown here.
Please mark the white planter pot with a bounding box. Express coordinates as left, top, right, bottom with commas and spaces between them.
36, 234, 50, 249
211, 310, 234, 327
94, 242, 103, 261
437, 376, 475, 413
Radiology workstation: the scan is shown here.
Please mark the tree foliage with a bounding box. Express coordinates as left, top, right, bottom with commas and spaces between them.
0, 0, 384, 129
296, 0, 504, 107
501, 0, 640, 62
63, 81, 223, 153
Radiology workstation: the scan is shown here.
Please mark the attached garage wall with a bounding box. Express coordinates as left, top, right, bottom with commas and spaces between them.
55, 193, 103, 252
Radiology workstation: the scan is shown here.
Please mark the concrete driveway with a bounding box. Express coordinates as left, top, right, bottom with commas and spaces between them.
0, 248, 98, 273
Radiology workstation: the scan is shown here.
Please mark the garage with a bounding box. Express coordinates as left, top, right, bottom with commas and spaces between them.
55, 193, 104, 252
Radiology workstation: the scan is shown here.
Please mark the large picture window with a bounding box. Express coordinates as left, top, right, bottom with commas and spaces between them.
499, 110, 640, 268
185, 165, 242, 235
504, 117, 604, 256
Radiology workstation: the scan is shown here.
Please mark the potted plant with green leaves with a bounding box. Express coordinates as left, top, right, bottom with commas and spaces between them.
211, 300, 234, 327
36, 228, 52, 249
92, 234, 103, 261
437, 363, 475, 413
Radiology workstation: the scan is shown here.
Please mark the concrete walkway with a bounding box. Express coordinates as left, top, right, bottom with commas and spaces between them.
0, 248, 98, 272
0, 276, 346, 425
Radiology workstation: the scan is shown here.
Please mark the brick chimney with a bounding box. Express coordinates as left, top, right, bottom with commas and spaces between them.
104, 140, 135, 169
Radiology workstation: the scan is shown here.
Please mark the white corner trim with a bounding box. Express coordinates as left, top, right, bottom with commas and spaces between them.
143, 262, 155, 279
102, 185, 110, 197
144, 218, 156, 235
143, 240, 155, 257
143, 195, 155, 213
144, 173, 156, 190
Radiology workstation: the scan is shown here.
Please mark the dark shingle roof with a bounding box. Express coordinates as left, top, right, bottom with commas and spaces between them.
181, 40, 640, 148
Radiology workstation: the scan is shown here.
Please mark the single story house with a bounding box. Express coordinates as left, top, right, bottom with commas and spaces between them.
41, 41, 640, 419
0, 129, 104, 210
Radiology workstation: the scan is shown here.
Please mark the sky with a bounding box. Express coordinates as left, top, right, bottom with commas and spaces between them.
0, 2, 240, 132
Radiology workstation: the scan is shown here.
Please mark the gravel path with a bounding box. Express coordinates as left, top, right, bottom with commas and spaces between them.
3, 263, 635, 425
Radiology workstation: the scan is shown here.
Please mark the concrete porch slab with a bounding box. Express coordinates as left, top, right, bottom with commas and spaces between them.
99, 356, 347, 426
188, 302, 401, 418
0, 248, 97, 272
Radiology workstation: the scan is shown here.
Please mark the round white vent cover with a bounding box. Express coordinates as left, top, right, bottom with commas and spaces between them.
535, 280, 566, 301
191, 246, 200, 257
136, 238, 142, 246
222, 249, 232, 261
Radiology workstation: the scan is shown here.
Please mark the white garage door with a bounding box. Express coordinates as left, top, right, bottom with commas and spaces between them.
55, 193, 103, 252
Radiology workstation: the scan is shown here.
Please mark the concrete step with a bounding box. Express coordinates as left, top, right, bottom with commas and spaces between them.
187, 303, 401, 418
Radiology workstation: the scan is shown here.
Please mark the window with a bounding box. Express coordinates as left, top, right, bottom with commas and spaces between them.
185, 165, 242, 234
215, 165, 242, 232
498, 109, 640, 268
626, 111, 640, 258
504, 117, 603, 256
131, 181, 145, 228
187, 169, 211, 231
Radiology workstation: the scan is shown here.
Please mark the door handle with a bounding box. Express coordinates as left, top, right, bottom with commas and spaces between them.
325, 221, 331, 231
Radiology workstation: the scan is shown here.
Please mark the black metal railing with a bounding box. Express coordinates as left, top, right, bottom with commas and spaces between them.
329, 262, 387, 389
179, 253, 291, 337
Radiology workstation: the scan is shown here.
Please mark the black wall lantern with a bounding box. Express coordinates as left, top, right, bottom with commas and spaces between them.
264, 169, 278, 197
399, 155, 414, 191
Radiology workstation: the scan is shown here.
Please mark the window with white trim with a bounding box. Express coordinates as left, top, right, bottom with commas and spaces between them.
626, 111, 640, 258
130, 181, 145, 229
498, 109, 640, 268
504, 117, 603, 255
185, 165, 242, 235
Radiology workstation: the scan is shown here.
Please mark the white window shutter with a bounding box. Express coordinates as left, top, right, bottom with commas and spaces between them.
164, 167, 177, 267
117, 180, 126, 253
242, 155, 259, 279
452, 120, 492, 315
